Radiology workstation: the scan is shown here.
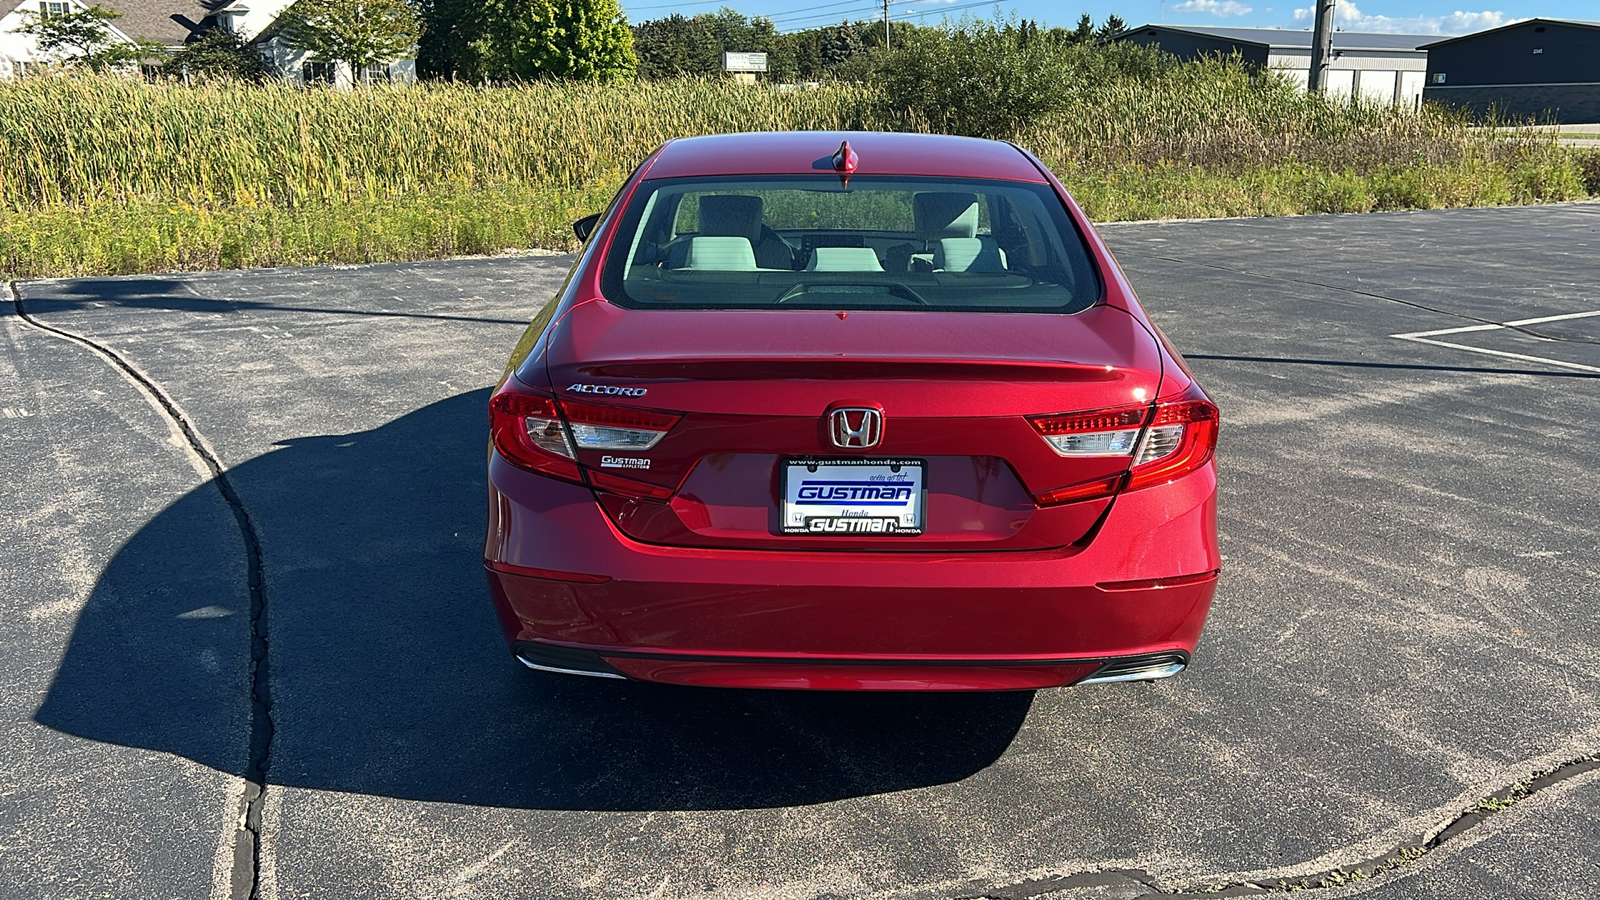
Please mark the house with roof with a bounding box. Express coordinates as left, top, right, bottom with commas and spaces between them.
0, 0, 197, 76
0, 0, 414, 85
1112, 24, 1439, 107
1421, 19, 1600, 124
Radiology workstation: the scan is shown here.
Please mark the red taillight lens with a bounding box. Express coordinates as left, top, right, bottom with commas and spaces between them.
562, 400, 680, 451
489, 379, 582, 483
1125, 384, 1218, 492
489, 380, 683, 500
1034, 475, 1128, 506
1027, 385, 1217, 506
1028, 406, 1148, 457
587, 469, 676, 501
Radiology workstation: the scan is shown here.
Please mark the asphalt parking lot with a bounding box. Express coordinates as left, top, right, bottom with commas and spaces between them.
3, 202, 1598, 900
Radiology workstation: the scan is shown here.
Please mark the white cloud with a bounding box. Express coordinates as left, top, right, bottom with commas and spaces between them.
1290, 3, 1508, 35
1173, 0, 1254, 17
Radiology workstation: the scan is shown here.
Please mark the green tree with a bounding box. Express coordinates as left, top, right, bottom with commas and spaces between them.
700, 6, 754, 53
632, 13, 716, 78
876, 18, 1173, 137
17, 4, 165, 70
279, 0, 419, 82
162, 28, 275, 81
819, 21, 862, 70
856, 17, 915, 51
779, 28, 823, 81
465, 0, 635, 81
1096, 14, 1127, 41
1070, 13, 1094, 43
416, 0, 482, 78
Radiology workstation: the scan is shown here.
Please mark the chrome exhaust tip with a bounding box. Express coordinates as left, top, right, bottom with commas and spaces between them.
1077, 651, 1189, 685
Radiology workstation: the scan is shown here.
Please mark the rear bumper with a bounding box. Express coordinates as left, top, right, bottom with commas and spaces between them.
509, 641, 1191, 690
485, 452, 1218, 690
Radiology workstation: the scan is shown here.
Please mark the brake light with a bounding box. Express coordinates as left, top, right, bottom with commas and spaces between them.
1126, 384, 1218, 492
489, 379, 582, 483
1029, 406, 1148, 457
587, 469, 675, 500
1027, 385, 1217, 506
562, 400, 680, 451
1034, 475, 1127, 506
489, 379, 683, 500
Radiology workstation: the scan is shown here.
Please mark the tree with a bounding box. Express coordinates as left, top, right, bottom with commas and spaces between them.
278, 0, 419, 83
1096, 14, 1127, 41
417, 0, 483, 79
465, 0, 635, 82
1070, 13, 1094, 43
632, 13, 716, 78
17, 4, 165, 69
162, 28, 275, 81
780, 28, 824, 81
700, 6, 754, 54
819, 21, 862, 70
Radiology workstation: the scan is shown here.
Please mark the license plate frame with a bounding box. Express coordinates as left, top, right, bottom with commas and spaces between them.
780, 458, 926, 536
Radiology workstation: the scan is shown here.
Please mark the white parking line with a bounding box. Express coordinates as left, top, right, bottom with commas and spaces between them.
1391, 310, 1600, 374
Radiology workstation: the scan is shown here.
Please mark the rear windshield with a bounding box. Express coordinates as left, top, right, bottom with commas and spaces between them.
600, 175, 1101, 313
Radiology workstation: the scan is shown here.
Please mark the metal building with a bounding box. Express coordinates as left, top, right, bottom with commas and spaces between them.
1421, 19, 1600, 124
1114, 25, 1436, 107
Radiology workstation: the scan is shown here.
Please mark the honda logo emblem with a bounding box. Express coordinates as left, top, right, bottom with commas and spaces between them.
829, 408, 883, 449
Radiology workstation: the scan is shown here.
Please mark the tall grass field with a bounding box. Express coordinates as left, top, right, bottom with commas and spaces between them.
0, 68, 1592, 279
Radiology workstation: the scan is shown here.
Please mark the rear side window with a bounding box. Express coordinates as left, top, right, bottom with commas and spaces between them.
601, 175, 1101, 313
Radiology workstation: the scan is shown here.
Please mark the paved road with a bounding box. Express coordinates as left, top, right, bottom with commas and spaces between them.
3, 204, 1598, 899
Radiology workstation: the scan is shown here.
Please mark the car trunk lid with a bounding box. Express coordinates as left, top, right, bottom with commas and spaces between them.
540, 301, 1164, 550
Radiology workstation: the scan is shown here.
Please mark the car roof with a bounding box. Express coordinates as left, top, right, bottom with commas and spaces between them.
644, 131, 1048, 182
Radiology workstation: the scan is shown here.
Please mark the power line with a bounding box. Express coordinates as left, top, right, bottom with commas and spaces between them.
764, 0, 877, 18
775, 0, 1004, 31
891, 0, 1004, 22
626, 0, 871, 20
770, 3, 881, 28
622, 0, 738, 13
767, 1, 878, 23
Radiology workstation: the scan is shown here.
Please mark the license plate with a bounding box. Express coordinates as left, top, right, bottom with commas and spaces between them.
781, 458, 925, 536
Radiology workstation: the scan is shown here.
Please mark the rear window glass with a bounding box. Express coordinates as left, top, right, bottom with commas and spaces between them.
600, 175, 1101, 313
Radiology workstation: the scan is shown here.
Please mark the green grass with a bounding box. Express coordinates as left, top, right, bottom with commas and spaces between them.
0, 183, 614, 277
0, 72, 1590, 280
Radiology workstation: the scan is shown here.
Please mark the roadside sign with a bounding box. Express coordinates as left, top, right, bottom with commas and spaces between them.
723, 52, 768, 72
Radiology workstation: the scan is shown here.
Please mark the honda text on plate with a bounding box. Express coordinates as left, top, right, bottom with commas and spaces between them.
485, 132, 1219, 691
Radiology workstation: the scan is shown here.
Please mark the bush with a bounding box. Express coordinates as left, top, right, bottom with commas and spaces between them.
161, 29, 275, 82
873, 19, 1175, 138
1573, 149, 1600, 196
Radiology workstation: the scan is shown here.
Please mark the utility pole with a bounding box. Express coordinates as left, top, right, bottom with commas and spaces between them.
883, 0, 890, 51
1308, 0, 1336, 92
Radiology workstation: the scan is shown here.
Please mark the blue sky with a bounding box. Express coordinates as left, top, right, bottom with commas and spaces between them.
616, 0, 1590, 36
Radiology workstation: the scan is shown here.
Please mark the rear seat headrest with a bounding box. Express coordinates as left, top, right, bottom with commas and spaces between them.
914, 192, 979, 242
699, 195, 764, 243
683, 236, 757, 270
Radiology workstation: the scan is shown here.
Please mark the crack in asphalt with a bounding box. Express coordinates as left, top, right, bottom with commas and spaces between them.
893, 752, 1600, 900
1129, 253, 1600, 346
7, 282, 275, 900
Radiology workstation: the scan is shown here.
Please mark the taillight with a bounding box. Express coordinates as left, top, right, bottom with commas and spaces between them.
1126, 384, 1218, 492
1027, 384, 1218, 506
1029, 406, 1148, 457
561, 400, 680, 451
489, 379, 682, 500
489, 379, 582, 483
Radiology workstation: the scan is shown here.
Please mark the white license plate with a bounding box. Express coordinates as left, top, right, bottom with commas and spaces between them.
781, 459, 925, 536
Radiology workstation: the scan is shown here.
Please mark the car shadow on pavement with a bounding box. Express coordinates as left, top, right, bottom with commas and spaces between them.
23, 277, 528, 326
35, 389, 1031, 811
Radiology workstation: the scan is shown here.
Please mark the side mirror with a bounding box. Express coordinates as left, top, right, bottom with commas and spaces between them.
572, 213, 601, 243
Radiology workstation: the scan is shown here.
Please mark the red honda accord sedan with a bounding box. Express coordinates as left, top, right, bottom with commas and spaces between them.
484, 131, 1218, 691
